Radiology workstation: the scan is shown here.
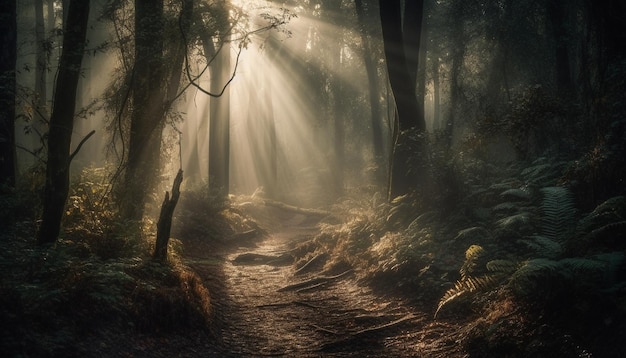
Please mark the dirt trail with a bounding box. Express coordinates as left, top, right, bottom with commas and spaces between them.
187, 211, 462, 357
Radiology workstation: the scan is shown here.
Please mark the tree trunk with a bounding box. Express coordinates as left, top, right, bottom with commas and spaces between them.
33, 0, 47, 153
355, 0, 384, 180
209, 33, 231, 199
547, 0, 572, 93
444, 3, 465, 151
379, 0, 428, 199
379, 0, 424, 132
37, 0, 90, 244
0, 0, 17, 187
431, 53, 440, 130
123, 0, 165, 221
416, 8, 428, 126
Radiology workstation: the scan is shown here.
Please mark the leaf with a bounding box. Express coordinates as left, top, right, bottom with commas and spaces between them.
520, 235, 563, 259
500, 188, 531, 201
486, 259, 517, 273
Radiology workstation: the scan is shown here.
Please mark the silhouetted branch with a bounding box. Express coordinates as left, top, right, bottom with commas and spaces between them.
68, 129, 96, 163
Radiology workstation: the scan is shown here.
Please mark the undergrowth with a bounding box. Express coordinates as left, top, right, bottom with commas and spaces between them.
296, 147, 626, 356
0, 166, 224, 357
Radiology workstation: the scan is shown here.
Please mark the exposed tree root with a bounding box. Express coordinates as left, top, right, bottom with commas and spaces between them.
295, 282, 328, 293
256, 300, 321, 310
232, 252, 293, 266
261, 198, 331, 218
277, 270, 353, 292
229, 229, 261, 241
317, 314, 418, 352
294, 252, 328, 275
311, 324, 340, 335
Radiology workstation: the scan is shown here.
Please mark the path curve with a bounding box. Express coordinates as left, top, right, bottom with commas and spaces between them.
187, 212, 461, 357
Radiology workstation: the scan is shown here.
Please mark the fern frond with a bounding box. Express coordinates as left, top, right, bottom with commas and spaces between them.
558, 257, 606, 276
520, 235, 563, 259
540, 187, 576, 241
435, 274, 501, 318
493, 202, 519, 212
589, 196, 625, 217
497, 213, 529, 229
486, 259, 518, 273
454, 227, 490, 243
460, 244, 485, 278
591, 221, 626, 239
500, 188, 531, 201
521, 163, 552, 181
509, 258, 561, 294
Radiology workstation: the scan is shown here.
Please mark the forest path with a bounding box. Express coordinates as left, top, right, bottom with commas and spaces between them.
186, 209, 462, 357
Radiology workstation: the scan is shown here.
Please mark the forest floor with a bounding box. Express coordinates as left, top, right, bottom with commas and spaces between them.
178, 206, 468, 357
4, 188, 622, 357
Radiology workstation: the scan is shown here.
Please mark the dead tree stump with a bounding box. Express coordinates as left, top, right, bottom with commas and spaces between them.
153, 169, 183, 262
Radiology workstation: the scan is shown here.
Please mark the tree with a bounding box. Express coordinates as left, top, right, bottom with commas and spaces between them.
0, 0, 17, 188
34, 0, 47, 152
123, 0, 166, 220
208, 22, 231, 199
379, 0, 424, 132
355, 0, 384, 181
379, 0, 428, 198
37, 0, 90, 244
546, 0, 572, 93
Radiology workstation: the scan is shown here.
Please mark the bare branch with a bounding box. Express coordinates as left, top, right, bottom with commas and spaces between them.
68, 129, 96, 163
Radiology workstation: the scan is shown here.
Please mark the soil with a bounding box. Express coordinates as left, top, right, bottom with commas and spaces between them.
181, 210, 466, 357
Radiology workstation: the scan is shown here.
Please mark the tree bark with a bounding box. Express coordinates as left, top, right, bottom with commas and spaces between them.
355, 0, 384, 178
547, 0, 572, 93
431, 53, 440, 130
0, 0, 17, 187
33, 0, 47, 153
154, 169, 183, 262
379, 0, 428, 198
37, 0, 90, 244
379, 0, 424, 132
123, 0, 165, 220
208, 11, 231, 199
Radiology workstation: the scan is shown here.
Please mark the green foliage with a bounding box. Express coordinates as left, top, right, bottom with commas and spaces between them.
540, 186, 576, 241
435, 245, 507, 318
519, 235, 563, 259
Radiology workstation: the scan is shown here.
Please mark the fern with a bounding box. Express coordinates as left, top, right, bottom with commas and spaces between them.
435, 245, 505, 318
497, 213, 529, 229
500, 188, 531, 201
435, 274, 500, 318
540, 186, 576, 241
486, 259, 518, 273
509, 258, 561, 294
453, 227, 491, 243
492, 202, 519, 212
519, 235, 563, 259
460, 244, 485, 278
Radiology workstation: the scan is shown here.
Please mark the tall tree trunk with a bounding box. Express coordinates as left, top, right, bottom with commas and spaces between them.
416, 5, 428, 128
123, 0, 165, 220
379, 0, 428, 199
323, 0, 345, 197
37, 0, 90, 244
0, 0, 17, 187
34, 0, 47, 152
379, 0, 424, 131
355, 0, 384, 180
431, 53, 440, 130
547, 0, 572, 93
209, 34, 231, 199
444, 2, 465, 151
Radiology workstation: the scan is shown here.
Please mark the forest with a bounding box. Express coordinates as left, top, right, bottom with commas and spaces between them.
1, 0, 625, 356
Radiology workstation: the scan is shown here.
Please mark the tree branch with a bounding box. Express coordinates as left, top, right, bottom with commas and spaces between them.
68, 129, 95, 163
